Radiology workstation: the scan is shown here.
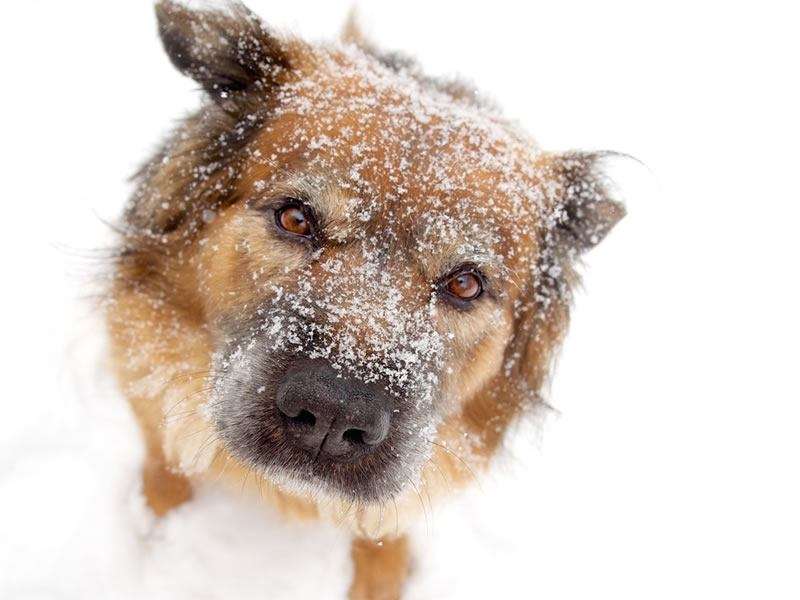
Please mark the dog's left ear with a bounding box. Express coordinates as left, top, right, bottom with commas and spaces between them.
501, 152, 626, 405
155, 0, 291, 105
545, 151, 626, 257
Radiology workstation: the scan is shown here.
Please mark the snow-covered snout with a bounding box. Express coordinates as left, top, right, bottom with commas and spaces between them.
107, 0, 625, 526
208, 226, 452, 501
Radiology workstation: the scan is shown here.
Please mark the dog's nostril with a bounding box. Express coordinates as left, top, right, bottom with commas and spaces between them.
342, 428, 367, 445
289, 409, 316, 427
275, 359, 393, 459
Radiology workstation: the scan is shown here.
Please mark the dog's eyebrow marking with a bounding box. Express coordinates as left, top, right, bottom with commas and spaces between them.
249, 171, 361, 243
408, 208, 506, 279
448, 247, 505, 273
417, 239, 507, 283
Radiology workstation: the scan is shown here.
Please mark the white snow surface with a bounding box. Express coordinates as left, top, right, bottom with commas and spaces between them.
0, 319, 554, 599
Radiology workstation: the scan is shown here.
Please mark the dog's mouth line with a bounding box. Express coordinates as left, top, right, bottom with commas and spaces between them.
311, 418, 335, 463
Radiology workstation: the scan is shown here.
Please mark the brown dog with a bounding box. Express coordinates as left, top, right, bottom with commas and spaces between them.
106, 2, 625, 598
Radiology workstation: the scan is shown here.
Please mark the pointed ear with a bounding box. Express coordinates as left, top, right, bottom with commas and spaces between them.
155, 0, 291, 104
501, 153, 626, 397
341, 8, 368, 46
547, 151, 626, 255
339, 9, 418, 73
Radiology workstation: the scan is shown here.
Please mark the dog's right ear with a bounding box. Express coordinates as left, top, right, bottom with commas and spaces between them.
155, 0, 291, 105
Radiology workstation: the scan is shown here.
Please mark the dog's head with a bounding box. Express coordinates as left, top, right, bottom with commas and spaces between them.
112, 1, 624, 524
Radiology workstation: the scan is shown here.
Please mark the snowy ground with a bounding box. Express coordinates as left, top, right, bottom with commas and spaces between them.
1, 1, 799, 598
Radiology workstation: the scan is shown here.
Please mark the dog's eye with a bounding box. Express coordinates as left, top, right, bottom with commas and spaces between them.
275, 201, 314, 238
442, 269, 484, 303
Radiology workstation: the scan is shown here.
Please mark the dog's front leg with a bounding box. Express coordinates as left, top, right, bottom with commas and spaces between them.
141, 441, 193, 517
349, 535, 411, 600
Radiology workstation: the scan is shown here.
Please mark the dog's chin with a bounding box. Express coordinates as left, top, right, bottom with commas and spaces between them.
217, 431, 414, 505
278, 457, 407, 505
259, 462, 406, 506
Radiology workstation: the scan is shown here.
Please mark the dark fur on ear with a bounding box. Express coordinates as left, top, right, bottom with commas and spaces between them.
548, 151, 626, 256
502, 152, 625, 411
532, 150, 626, 310
155, 0, 290, 105
118, 2, 299, 239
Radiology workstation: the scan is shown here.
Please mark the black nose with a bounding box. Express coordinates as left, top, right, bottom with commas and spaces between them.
275, 359, 392, 461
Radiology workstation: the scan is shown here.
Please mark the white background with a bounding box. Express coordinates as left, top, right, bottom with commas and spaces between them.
1, 1, 798, 598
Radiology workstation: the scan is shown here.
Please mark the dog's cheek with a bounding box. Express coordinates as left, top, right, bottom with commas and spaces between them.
437, 307, 513, 415
192, 205, 307, 324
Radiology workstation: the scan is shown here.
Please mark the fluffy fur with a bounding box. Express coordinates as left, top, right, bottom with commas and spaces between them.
106, 2, 625, 598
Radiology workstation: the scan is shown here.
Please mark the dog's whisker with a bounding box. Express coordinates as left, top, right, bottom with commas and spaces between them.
426, 439, 483, 493
240, 467, 251, 498
372, 501, 385, 539
189, 431, 219, 471
392, 496, 400, 539
405, 475, 430, 537
427, 456, 452, 492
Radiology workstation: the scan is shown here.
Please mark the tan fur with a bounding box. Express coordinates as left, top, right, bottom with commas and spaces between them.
350, 536, 411, 600
106, 3, 623, 597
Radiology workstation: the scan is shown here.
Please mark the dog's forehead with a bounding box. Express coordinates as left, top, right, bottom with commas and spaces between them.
247, 46, 547, 267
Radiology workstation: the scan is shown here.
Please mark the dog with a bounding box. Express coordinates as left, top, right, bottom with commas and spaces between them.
106, 2, 625, 597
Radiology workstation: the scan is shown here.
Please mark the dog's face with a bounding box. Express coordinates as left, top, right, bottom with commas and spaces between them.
113, 1, 623, 517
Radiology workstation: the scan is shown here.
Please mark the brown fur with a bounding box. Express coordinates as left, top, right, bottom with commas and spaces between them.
350, 536, 411, 600
106, 2, 624, 597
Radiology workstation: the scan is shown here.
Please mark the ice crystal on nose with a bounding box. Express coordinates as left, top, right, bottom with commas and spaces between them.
240, 230, 446, 408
